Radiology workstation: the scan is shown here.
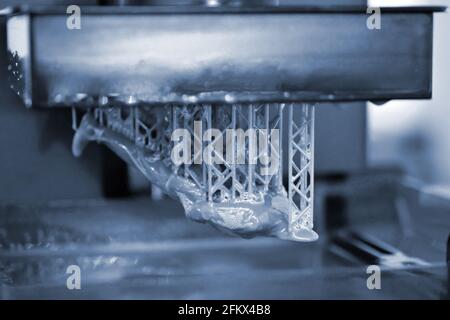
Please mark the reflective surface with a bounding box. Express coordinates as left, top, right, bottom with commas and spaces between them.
0, 179, 448, 299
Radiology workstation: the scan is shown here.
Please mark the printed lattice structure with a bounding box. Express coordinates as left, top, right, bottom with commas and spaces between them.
170, 104, 284, 203
171, 105, 208, 198
90, 105, 172, 160
287, 104, 315, 233
77, 103, 315, 238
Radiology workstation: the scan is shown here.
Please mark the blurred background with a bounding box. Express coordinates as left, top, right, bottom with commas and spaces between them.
369, 11, 450, 187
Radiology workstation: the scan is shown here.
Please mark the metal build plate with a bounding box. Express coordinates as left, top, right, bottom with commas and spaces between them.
5, 6, 440, 107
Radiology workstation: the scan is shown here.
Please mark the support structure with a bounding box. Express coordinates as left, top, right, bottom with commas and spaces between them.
288, 104, 315, 237
75, 102, 317, 241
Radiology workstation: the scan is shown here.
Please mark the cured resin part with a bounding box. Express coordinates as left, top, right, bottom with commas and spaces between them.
72, 103, 318, 241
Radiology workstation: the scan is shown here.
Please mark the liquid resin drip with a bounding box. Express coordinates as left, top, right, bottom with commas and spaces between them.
72, 103, 318, 242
